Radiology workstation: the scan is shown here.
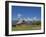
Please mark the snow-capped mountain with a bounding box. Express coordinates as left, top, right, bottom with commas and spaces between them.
13, 17, 40, 25
12, 14, 40, 25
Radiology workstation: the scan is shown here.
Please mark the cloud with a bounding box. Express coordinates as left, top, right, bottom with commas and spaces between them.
27, 17, 33, 21
27, 17, 40, 21
17, 14, 40, 21
17, 13, 22, 18
33, 17, 37, 20
33, 16, 40, 21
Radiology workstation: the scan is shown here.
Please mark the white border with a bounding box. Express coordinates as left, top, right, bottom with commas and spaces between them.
9, 3, 44, 35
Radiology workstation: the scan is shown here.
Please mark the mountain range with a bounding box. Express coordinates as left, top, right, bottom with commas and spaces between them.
12, 17, 40, 25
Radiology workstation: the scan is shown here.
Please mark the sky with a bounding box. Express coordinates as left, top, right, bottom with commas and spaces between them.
12, 6, 41, 21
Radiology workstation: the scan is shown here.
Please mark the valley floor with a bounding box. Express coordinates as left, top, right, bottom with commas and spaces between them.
12, 24, 41, 31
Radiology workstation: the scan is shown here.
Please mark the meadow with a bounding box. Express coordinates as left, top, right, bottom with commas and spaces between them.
12, 24, 41, 31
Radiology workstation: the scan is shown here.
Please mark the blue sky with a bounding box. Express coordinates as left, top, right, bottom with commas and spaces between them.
12, 6, 41, 20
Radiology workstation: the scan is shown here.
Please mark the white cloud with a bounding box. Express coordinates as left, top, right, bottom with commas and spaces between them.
27, 17, 40, 21
17, 14, 40, 21
33, 17, 37, 20
33, 16, 40, 21
17, 13, 22, 18
27, 17, 33, 21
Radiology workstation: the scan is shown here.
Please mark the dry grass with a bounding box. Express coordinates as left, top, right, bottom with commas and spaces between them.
12, 24, 41, 31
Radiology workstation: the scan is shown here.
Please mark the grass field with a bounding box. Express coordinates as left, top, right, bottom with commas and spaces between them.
12, 24, 41, 31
